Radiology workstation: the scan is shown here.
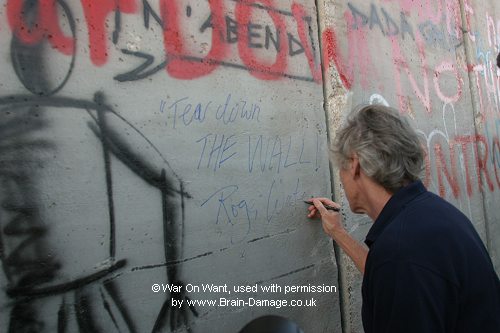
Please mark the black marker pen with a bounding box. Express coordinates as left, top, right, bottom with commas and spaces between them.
304, 200, 340, 212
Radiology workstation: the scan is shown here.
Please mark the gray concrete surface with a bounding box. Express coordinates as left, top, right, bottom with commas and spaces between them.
0, 0, 339, 332
0, 0, 498, 332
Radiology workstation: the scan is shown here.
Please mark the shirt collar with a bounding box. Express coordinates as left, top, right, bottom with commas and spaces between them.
364, 180, 426, 248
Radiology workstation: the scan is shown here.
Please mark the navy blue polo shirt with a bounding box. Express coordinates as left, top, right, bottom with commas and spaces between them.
362, 181, 500, 333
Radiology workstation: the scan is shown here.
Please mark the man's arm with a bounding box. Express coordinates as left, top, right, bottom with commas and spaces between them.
307, 198, 368, 274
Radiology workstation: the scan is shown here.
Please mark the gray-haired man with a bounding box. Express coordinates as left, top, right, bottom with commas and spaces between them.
306, 105, 500, 333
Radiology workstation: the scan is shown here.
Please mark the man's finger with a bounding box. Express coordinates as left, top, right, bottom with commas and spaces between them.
312, 199, 329, 216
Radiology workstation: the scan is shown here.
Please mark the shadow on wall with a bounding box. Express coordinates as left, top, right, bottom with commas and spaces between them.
0, 0, 198, 332
239, 315, 304, 333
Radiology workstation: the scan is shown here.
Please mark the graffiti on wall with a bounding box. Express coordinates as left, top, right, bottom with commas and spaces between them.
5, 0, 323, 83
323, 0, 500, 205
0, 0, 328, 331
0, 1, 204, 331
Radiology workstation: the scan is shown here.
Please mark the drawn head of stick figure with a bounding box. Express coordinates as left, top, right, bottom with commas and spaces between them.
10, 0, 76, 96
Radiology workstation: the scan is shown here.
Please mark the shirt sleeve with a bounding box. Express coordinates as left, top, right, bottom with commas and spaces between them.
368, 260, 459, 333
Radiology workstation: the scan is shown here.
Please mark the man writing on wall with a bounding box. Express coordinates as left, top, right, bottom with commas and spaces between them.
306, 104, 500, 332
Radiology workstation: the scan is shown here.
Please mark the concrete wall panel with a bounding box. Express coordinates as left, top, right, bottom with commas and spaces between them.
0, 1, 341, 332
463, 0, 500, 274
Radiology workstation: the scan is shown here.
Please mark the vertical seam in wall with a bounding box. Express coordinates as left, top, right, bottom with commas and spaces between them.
458, 0, 492, 251
314, 1, 349, 332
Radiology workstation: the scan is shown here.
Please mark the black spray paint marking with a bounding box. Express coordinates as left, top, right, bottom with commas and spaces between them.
2, 1, 207, 332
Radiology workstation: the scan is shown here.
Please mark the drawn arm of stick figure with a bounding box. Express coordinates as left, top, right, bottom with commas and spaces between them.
86, 92, 198, 332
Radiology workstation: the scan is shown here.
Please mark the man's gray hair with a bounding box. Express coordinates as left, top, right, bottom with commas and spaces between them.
331, 104, 424, 193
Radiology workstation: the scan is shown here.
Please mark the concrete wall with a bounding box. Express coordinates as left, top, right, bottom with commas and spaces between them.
0, 0, 499, 332
0, 0, 340, 332
318, 0, 500, 331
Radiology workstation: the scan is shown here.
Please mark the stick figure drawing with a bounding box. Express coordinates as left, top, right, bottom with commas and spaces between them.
0, 0, 197, 331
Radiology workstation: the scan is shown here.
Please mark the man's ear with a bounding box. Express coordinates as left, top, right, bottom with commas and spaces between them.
351, 155, 361, 178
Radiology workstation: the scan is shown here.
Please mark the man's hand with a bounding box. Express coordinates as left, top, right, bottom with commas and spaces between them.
306, 197, 367, 274
306, 197, 344, 238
